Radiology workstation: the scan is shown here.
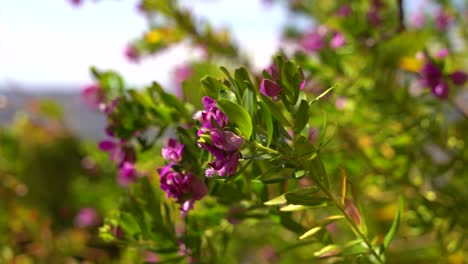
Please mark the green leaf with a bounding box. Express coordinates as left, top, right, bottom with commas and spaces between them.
241, 88, 257, 122
293, 99, 310, 134
381, 197, 404, 254
264, 194, 287, 206
218, 88, 237, 102
217, 99, 253, 139
280, 205, 315, 212
201, 76, 225, 99
261, 95, 291, 127
279, 213, 307, 234
280, 60, 302, 104
294, 137, 329, 188
285, 193, 329, 206
219, 66, 239, 98
255, 175, 295, 184
299, 227, 322, 240
119, 212, 142, 238
234, 67, 254, 95
149, 82, 190, 119
310, 86, 334, 105
258, 101, 274, 147
313, 244, 339, 258
340, 240, 368, 256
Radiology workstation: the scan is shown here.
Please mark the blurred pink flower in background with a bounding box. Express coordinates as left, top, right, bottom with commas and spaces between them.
259, 246, 279, 262
410, 11, 426, 29
330, 32, 345, 49
435, 9, 452, 31
75, 207, 99, 228
435, 48, 448, 59
335, 96, 348, 110
336, 4, 351, 17
173, 64, 193, 98
301, 26, 328, 52
69, 0, 82, 7
124, 45, 140, 63
144, 251, 159, 263
81, 83, 104, 110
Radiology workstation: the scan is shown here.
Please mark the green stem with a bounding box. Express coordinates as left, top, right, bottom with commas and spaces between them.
253, 142, 279, 155
315, 180, 385, 264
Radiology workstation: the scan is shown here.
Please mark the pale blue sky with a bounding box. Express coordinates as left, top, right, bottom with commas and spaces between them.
0, 0, 428, 90
0, 0, 287, 89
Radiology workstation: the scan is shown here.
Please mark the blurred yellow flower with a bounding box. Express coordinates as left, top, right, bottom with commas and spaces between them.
145, 29, 163, 44
399, 57, 423, 73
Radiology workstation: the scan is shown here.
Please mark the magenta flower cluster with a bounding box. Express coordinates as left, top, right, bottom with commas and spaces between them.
259, 63, 305, 99
158, 138, 207, 216
99, 139, 139, 186
301, 26, 346, 53
419, 61, 467, 99
81, 84, 140, 186
125, 45, 140, 63
194, 96, 244, 177
367, 0, 385, 26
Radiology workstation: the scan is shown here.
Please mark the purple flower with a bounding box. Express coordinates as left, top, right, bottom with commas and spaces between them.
308, 127, 319, 144
410, 12, 426, 29
174, 64, 193, 84
260, 79, 282, 99
301, 30, 326, 52
125, 45, 139, 63
210, 129, 244, 152
435, 9, 451, 31
69, 0, 83, 7
162, 138, 184, 162
173, 64, 193, 98
99, 140, 124, 163
265, 63, 280, 81
431, 81, 450, 99
103, 98, 120, 114
144, 251, 159, 263
436, 48, 448, 59
367, 0, 384, 26
227, 206, 244, 225
336, 4, 351, 17
265, 63, 305, 91
432, 82, 450, 99
118, 162, 138, 186
367, 9, 381, 26
206, 151, 241, 177
419, 62, 442, 88
259, 246, 279, 262
158, 164, 207, 214
335, 96, 348, 110
330, 32, 345, 49
195, 96, 242, 177
75, 208, 98, 228
81, 84, 104, 110
193, 96, 228, 129
450, 71, 467, 85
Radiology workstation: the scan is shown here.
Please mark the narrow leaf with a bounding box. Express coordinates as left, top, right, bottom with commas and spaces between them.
285, 193, 329, 206
339, 165, 347, 205
258, 101, 274, 147
381, 197, 404, 253
264, 194, 287, 206
299, 227, 322, 240
310, 86, 335, 105
280, 204, 312, 212
293, 99, 310, 134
